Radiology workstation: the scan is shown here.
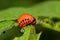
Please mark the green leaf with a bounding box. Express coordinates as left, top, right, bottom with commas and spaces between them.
13, 25, 42, 40
1, 1, 60, 21
39, 21, 60, 32
40, 29, 60, 40
38, 16, 60, 32
0, 21, 15, 40
0, 7, 38, 21
0, 21, 22, 40
47, 0, 60, 1
0, 21, 14, 35
30, 1, 60, 17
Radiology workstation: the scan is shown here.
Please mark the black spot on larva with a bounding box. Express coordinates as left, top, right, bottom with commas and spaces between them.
3, 31, 6, 34
20, 21, 22, 23
29, 20, 31, 23
25, 19, 26, 21
20, 21, 23, 24
19, 21, 22, 25
23, 22, 25, 24
27, 18, 29, 20
27, 18, 30, 22
22, 20, 24, 22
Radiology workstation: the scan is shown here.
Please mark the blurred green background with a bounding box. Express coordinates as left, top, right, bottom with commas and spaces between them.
0, 0, 42, 10
0, 0, 60, 40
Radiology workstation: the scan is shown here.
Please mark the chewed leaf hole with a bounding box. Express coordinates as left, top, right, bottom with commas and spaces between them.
3, 31, 6, 34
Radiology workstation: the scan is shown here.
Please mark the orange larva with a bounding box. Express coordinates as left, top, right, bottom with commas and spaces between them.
18, 13, 36, 29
